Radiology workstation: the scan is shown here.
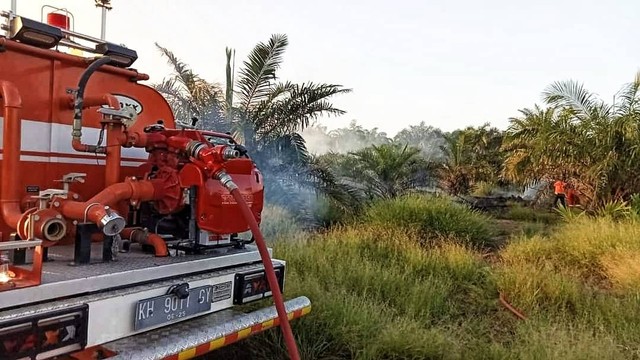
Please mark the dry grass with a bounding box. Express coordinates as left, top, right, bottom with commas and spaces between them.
207, 202, 640, 360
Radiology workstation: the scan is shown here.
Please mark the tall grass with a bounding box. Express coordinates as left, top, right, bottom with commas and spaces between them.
496, 217, 640, 355
363, 194, 496, 248
501, 203, 558, 224
216, 225, 500, 360
258, 204, 304, 240
209, 197, 640, 360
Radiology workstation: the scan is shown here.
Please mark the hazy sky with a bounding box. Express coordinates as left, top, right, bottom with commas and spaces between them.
2, 0, 639, 136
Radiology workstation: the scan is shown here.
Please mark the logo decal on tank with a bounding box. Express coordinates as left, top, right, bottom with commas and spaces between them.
107, 94, 143, 115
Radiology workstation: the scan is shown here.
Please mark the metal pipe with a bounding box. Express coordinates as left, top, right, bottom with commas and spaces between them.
58, 179, 158, 219
121, 228, 168, 257
105, 122, 123, 186
10, 0, 16, 15
58, 39, 96, 53
16, 208, 67, 244
61, 27, 105, 44
0, 80, 23, 229
100, 6, 107, 40
0, 240, 43, 251
57, 178, 159, 235
67, 93, 122, 164
71, 93, 119, 110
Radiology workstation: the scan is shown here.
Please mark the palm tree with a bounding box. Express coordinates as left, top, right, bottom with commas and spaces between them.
340, 143, 426, 199
222, 34, 352, 212
224, 35, 350, 150
438, 125, 504, 195
153, 34, 352, 215
438, 131, 473, 195
502, 72, 640, 207
152, 43, 226, 130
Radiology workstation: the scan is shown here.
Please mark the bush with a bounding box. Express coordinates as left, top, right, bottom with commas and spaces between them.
471, 181, 497, 196
362, 194, 496, 248
310, 196, 356, 229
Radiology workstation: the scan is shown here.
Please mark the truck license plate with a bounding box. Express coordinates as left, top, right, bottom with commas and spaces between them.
134, 285, 213, 331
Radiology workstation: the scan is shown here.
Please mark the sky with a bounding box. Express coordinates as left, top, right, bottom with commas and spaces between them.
2, 0, 639, 137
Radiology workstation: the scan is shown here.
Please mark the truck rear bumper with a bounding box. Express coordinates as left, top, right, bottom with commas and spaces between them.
77, 296, 311, 360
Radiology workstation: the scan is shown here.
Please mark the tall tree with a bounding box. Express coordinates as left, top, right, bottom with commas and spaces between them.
503, 72, 640, 207
393, 121, 446, 162
154, 35, 352, 215
438, 124, 504, 195
152, 43, 226, 130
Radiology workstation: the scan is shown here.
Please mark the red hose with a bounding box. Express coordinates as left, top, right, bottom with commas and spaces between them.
230, 188, 301, 360
499, 292, 527, 321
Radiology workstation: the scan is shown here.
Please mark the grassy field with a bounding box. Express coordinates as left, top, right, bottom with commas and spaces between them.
206, 195, 640, 360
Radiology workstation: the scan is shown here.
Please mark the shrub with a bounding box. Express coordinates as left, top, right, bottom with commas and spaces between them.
594, 200, 632, 220
310, 196, 356, 229
471, 181, 497, 196
362, 194, 496, 248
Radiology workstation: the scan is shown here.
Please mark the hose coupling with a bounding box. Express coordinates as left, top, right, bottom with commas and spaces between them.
185, 140, 207, 158
99, 206, 126, 236
222, 147, 241, 160
215, 171, 238, 191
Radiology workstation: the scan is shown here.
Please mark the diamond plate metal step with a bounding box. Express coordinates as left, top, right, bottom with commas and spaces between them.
99, 296, 311, 360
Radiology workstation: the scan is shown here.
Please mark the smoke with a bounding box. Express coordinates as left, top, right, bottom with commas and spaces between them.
301, 120, 447, 162
300, 126, 336, 155
301, 122, 392, 155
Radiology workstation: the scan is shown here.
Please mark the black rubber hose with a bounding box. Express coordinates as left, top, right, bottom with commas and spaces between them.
73, 56, 112, 137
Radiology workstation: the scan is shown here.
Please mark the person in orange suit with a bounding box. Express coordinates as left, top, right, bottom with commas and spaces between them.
553, 179, 567, 208
566, 183, 578, 207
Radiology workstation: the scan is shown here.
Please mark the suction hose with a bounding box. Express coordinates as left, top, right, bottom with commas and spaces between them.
218, 172, 301, 360
72, 56, 112, 153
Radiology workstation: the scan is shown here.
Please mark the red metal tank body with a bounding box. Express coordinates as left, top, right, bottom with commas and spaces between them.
0, 39, 175, 243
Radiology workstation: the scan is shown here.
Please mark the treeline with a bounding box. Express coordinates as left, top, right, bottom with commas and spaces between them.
151, 32, 640, 215
303, 121, 508, 198
302, 71, 640, 213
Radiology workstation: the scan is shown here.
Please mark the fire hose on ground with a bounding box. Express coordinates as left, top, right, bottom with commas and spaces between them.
499, 292, 527, 321
218, 171, 301, 360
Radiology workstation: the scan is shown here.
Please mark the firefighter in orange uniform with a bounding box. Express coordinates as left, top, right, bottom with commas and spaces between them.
553, 179, 567, 208
566, 182, 578, 207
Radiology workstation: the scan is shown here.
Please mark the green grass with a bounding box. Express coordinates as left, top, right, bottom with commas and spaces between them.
363, 194, 497, 248
500, 203, 558, 224
212, 225, 501, 360
495, 217, 640, 356
207, 199, 640, 360
257, 204, 304, 240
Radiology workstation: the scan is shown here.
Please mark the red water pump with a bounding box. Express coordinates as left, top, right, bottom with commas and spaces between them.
137, 124, 265, 247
